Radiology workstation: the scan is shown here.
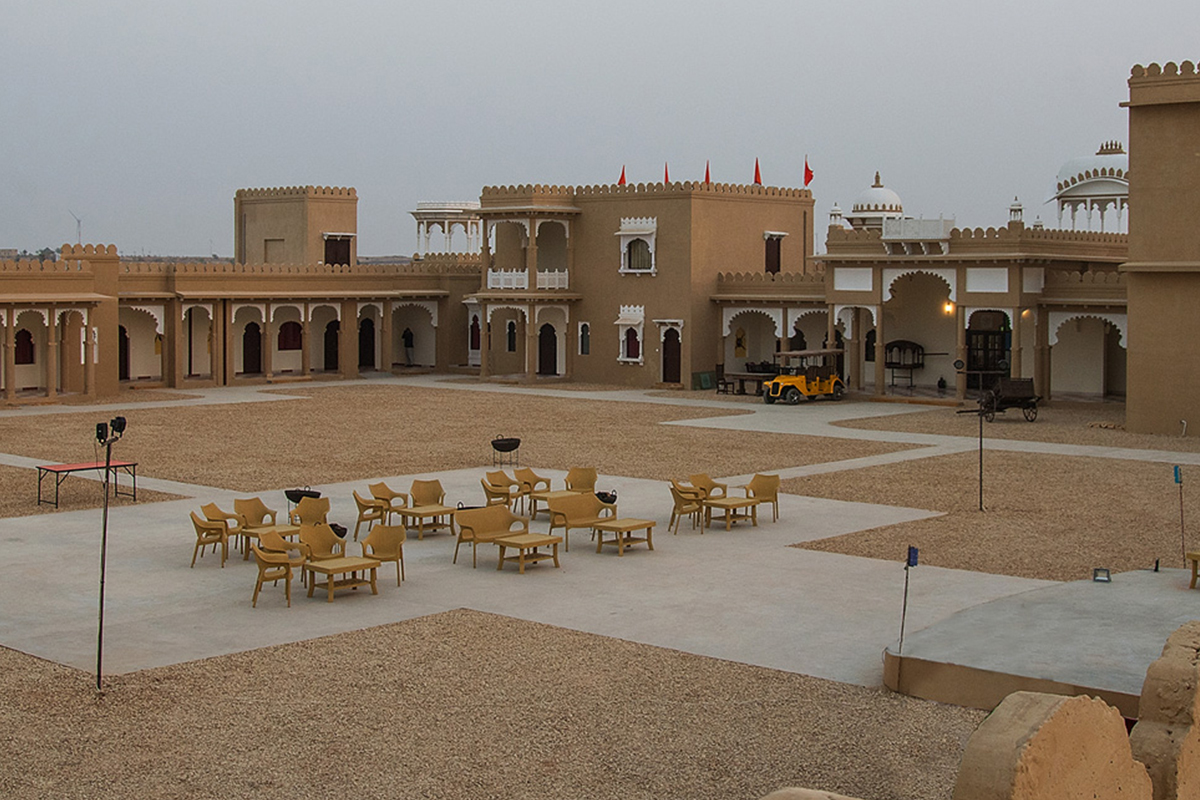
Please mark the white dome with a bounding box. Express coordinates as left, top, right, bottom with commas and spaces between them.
852, 172, 903, 214
1054, 142, 1129, 199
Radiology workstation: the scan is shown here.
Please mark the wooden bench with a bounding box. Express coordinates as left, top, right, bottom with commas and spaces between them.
547, 492, 617, 552
453, 504, 530, 568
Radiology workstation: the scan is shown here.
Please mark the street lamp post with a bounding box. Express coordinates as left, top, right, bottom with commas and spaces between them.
95, 415, 127, 693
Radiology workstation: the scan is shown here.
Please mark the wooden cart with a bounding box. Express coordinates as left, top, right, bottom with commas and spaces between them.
980, 377, 1040, 422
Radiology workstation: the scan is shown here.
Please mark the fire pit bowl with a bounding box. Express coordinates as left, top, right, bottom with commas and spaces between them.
491, 437, 521, 453
285, 487, 321, 504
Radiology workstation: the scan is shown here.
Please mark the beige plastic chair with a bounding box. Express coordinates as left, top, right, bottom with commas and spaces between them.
289, 496, 330, 526
564, 467, 598, 494
202, 502, 243, 552
361, 524, 406, 585
689, 474, 728, 501
744, 473, 781, 522
259, 527, 308, 587
668, 483, 703, 535
481, 470, 520, 508
234, 496, 278, 530
251, 545, 294, 608
353, 490, 387, 540
191, 511, 230, 567
454, 504, 530, 568
410, 479, 446, 507
514, 467, 550, 495
369, 481, 409, 524
298, 522, 345, 563
547, 492, 616, 552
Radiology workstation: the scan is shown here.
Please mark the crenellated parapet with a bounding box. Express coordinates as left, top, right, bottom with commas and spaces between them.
235, 185, 357, 199
1045, 269, 1126, 286
713, 269, 827, 300
60, 243, 118, 258
1130, 60, 1200, 80
0, 258, 91, 274
717, 270, 824, 284
574, 181, 811, 199
409, 253, 483, 275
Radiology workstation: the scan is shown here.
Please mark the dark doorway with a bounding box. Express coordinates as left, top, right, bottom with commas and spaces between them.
324, 237, 350, 266
469, 315, 481, 351
765, 237, 781, 274
967, 312, 1011, 390
118, 325, 130, 380
359, 318, 375, 369
538, 324, 557, 375
242, 322, 262, 374
662, 328, 681, 383
323, 320, 340, 371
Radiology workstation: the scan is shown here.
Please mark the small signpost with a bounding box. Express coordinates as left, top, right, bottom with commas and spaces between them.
1177, 465, 1186, 565
898, 545, 919, 655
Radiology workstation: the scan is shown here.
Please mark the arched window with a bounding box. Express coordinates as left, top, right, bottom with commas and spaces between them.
623, 328, 640, 360
506, 321, 517, 352
579, 323, 590, 355
626, 239, 652, 271
278, 321, 302, 351
14, 329, 34, 364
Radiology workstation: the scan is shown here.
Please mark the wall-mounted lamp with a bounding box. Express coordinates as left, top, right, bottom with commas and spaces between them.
943, 302, 955, 315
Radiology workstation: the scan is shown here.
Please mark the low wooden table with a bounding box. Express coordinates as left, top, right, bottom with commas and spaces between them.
240, 523, 300, 559
1188, 551, 1200, 589
395, 504, 455, 539
703, 497, 760, 531
305, 556, 380, 602
594, 517, 655, 556
528, 489, 580, 519
495, 533, 562, 574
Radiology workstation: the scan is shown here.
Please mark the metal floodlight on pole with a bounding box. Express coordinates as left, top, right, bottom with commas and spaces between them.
95, 415, 127, 693
1177, 465, 1186, 565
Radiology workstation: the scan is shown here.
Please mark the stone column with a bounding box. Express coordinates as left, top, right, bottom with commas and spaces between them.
955, 306, 967, 402
564, 319, 574, 379
1035, 308, 1051, 401
525, 218, 537, 286
525, 306, 536, 380
301, 304, 311, 377
45, 307, 58, 398
3, 308, 14, 401
169, 301, 185, 387
873, 305, 886, 396
263, 304, 274, 378
84, 308, 95, 398
1010, 308, 1023, 378
479, 304, 491, 378
340, 301, 357, 379
381, 301, 394, 372
221, 302, 233, 386
847, 308, 862, 390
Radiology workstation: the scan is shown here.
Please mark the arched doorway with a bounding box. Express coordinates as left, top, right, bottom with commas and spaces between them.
242, 322, 262, 375
118, 325, 130, 381
538, 324, 557, 376
324, 320, 340, 371
359, 318, 375, 369
662, 328, 681, 383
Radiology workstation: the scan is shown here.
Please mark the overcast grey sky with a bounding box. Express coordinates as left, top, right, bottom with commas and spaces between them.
2, 1, 1195, 257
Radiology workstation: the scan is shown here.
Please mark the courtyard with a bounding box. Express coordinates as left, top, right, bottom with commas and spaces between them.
2, 376, 1199, 799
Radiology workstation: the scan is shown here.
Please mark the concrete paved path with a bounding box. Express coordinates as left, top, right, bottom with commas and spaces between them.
1, 375, 1195, 695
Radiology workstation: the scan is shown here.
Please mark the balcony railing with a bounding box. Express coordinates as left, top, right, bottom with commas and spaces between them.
487, 269, 570, 290
536, 269, 569, 289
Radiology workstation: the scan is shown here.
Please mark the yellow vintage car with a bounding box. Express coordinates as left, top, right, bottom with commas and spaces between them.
762, 349, 846, 404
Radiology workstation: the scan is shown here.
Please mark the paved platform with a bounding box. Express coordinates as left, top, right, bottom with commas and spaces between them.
883, 567, 1200, 716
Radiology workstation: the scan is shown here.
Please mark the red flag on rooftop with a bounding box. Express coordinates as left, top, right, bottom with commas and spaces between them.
704, 160, 711, 184
618, 165, 626, 186
804, 156, 814, 187
664, 162, 670, 185
753, 158, 762, 185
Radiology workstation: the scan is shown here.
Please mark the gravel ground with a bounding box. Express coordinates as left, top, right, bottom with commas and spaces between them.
0, 609, 983, 800
0, 464, 181, 518
789, 450, 1196, 582
0, 385, 910, 494
834, 401, 1200, 452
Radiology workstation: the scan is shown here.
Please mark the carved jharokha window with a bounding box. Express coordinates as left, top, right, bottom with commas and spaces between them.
14, 329, 34, 364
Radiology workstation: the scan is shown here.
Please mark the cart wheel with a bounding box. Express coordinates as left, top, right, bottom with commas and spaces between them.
784, 387, 802, 405
763, 393, 775, 405
984, 410, 996, 423
832, 384, 845, 401
1023, 405, 1038, 422
981, 393, 998, 423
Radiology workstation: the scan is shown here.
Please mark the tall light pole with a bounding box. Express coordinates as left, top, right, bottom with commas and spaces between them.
95, 415, 126, 693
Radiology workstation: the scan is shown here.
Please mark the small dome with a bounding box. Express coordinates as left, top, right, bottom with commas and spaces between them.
852, 171, 903, 214
1053, 142, 1129, 198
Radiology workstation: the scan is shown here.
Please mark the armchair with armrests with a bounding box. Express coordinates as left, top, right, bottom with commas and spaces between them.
369, 482, 409, 524
564, 467, 598, 494
688, 474, 728, 501
361, 524, 406, 586
251, 545, 295, 608
297, 522, 346, 563
233, 496, 279, 559
668, 482, 704, 535
743, 473, 781, 522
190, 511, 230, 567
289, 496, 330, 526
402, 479, 454, 539
352, 490, 387, 540
481, 470, 521, 509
